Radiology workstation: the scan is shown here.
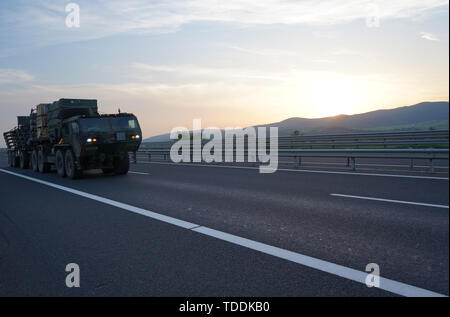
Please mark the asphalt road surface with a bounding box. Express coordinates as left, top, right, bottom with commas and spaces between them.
0, 156, 448, 296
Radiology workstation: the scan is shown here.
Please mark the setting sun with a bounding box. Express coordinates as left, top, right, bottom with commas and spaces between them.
304, 74, 367, 118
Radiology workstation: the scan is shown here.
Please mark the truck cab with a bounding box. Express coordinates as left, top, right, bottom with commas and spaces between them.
4, 98, 143, 179
56, 113, 142, 178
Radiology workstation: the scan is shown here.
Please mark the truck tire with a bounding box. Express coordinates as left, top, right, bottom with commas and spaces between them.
56, 150, 66, 177
65, 150, 82, 179
38, 149, 50, 173
101, 168, 114, 174
31, 150, 39, 172
8, 152, 14, 167
114, 155, 129, 175
19, 151, 29, 169
13, 154, 20, 168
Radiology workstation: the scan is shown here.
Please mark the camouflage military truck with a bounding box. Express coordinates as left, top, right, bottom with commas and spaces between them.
3, 98, 142, 179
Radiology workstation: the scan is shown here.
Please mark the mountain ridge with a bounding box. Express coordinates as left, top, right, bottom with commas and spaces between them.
144, 101, 449, 142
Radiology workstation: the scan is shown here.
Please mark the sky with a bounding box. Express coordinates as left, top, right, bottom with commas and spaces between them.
0, 0, 448, 144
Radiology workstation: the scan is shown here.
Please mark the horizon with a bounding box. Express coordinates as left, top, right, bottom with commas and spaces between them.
265, 100, 450, 121
145, 100, 449, 140
1, 0, 449, 144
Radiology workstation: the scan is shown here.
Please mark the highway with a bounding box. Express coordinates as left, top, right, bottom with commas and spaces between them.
0, 156, 448, 297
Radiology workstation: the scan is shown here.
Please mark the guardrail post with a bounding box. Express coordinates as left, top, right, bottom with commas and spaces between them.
148, 153, 151, 162
430, 159, 435, 173
132, 152, 137, 164
295, 156, 301, 168
409, 159, 414, 170
346, 157, 350, 167
163, 154, 167, 161
351, 157, 356, 171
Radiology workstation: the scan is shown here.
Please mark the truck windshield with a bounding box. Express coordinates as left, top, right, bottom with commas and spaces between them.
109, 117, 138, 131
79, 116, 139, 133
79, 118, 112, 133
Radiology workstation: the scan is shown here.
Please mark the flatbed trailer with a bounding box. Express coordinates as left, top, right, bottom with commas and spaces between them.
4, 116, 32, 168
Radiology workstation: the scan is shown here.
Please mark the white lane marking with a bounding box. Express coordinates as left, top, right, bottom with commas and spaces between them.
193, 227, 445, 297
0, 168, 196, 229
0, 168, 446, 297
128, 171, 149, 175
137, 161, 449, 181
331, 193, 449, 209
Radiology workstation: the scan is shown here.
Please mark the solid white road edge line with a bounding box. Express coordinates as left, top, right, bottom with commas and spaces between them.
331, 193, 449, 209
0, 168, 446, 297
137, 161, 449, 181
128, 171, 149, 175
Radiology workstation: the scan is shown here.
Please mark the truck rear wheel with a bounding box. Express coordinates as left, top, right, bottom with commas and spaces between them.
56, 150, 66, 177
19, 151, 29, 169
31, 150, 39, 172
65, 150, 82, 179
38, 149, 50, 173
114, 155, 129, 175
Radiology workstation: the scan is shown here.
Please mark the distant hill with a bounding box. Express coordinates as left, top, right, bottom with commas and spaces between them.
260, 101, 449, 135
143, 101, 449, 142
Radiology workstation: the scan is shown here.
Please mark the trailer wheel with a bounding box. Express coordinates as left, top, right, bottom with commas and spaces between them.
113, 155, 130, 175
7, 152, 14, 167
7, 152, 12, 167
19, 151, 29, 169
56, 150, 66, 177
65, 150, 82, 179
38, 149, 50, 173
13, 154, 20, 168
31, 150, 39, 172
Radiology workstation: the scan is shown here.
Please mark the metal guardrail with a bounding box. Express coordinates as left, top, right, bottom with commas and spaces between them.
132, 148, 449, 173
276, 130, 449, 140
140, 130, 449, 149
134, 130, 449, 173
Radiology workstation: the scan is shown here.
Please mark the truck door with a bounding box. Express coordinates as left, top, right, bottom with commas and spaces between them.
70, 121, 82, 156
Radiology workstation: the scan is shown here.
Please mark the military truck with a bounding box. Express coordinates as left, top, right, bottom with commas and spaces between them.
3, 98, 142, 179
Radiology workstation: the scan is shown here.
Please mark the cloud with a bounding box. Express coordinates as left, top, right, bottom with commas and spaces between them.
225, 44, 298, 57
0, 69, 34, 84
131, 62, 301, 82
420, 31, 440, 41
1, 0, 448, 55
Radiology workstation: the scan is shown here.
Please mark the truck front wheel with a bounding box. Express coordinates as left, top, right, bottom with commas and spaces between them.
65, 150, 82, 179
31, 150, 39, 172
114, 155, 129, 175
56, 150, 66, 177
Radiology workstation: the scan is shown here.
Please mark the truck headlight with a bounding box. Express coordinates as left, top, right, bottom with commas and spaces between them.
87, 138, 92, 143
